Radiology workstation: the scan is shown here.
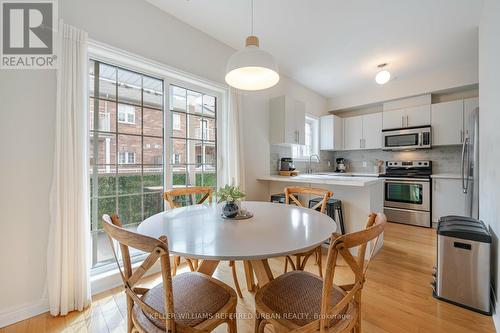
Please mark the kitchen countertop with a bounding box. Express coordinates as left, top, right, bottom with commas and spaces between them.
257, 173, 384, 187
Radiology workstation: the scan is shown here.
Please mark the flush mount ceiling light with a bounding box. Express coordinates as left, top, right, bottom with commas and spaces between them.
225, 0, 279, 91
375, 63, 391, 85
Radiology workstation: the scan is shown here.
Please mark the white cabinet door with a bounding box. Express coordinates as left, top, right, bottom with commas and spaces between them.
383, 108, 405, 130
294, 99, 306, 145
405, 104, 431, 127
464, 97, 479, 139
269, 96, 305, 145
320, 115, 343, 150
362, 113, 382, 149
431, 100, 463, 145
432, 178, 467, 223
344, 116, 363, 150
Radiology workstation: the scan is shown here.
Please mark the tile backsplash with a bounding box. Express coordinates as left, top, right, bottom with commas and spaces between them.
332, 146, 462, 174
270, 145, 334, 175
270, 144, 462, 175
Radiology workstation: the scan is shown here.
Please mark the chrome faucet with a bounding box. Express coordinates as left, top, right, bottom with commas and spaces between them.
307, 154, 320, 174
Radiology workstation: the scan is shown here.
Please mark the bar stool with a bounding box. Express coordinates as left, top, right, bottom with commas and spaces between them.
270, 193, 286, 203
309, 197, 346, 234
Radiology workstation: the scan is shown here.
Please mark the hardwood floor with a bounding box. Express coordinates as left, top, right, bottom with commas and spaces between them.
1, 222, 495, 332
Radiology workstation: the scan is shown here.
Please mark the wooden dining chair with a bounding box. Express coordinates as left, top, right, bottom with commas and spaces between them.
283, 186, 333, 277
255, 212, 386, 333
102, 214, 238, 333
163, 186, 244, 298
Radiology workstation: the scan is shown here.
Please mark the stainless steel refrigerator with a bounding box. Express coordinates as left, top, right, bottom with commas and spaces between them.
462, 107, 479, 219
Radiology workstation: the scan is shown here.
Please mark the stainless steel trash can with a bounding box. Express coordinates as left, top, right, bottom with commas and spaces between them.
432, 216, 491, 315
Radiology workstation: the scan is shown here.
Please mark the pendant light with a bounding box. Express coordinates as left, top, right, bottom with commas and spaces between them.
225, 0, 279, 90
375, 63, 391, 85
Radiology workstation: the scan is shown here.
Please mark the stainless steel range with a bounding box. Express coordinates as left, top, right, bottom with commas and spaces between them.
382, 160, 432, 228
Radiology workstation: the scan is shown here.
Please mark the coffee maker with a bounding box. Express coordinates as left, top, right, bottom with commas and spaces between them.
280, 157, 295, 171
335, 158, 347, 173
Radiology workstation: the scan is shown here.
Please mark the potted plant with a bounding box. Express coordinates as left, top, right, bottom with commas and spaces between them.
217, 185, 246, 218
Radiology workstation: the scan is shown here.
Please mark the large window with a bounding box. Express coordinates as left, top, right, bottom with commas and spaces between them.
169, 85, 217, 205
89, 60, 164, 269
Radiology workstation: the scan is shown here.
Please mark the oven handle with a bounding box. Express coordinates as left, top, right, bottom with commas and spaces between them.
384, 178, 430, 183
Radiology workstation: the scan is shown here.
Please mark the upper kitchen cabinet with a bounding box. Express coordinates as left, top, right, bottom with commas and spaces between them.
363, 112, 383, 149
383, 95, 432, 130
269, 96, 306, 145
320, 114, 343, 150
343, 113, 382, 150
343, 116, 363, 150
382, 108, 405, 130
405, 105, 431, 127
431, 100, 463, 145
431, 97, 478, 146
382, 105, 431, 129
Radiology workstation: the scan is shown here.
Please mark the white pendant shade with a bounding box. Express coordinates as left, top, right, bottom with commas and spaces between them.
375, 69, 391, 85
225, 37, 280, 90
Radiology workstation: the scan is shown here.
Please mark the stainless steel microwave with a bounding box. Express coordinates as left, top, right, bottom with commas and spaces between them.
382, 126, 431, 151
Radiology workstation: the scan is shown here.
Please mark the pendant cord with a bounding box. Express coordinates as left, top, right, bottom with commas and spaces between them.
251, 0, 254, 35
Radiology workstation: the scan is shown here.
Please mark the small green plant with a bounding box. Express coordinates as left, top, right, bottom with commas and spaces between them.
217, 184, 246, 203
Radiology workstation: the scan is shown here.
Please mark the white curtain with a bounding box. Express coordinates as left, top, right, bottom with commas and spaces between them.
219, 88, 246, 188
47, 21, 91, 316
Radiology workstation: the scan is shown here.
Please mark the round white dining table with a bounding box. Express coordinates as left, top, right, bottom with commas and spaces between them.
137, 201, 336, 289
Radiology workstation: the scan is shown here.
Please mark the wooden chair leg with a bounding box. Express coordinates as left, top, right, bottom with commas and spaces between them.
230, 261, 243, 298
227, 313, 237, 333
172, 255, 180, 276
257, 319, 267, 333
126, 295, 133, 333
316, 247, 323, 278
254, 314, 262, 333
186, 258, 196, 272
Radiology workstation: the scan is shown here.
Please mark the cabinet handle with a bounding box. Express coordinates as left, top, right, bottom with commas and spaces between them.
401, 115, 404, 128
406, 115, 409, 127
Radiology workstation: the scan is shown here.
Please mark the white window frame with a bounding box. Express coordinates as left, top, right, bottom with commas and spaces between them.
88, 40, 228, 284
172, 113, 181, 130
117, 104, 136, 124
118, 151, 136, 164
292, 114, 320, 160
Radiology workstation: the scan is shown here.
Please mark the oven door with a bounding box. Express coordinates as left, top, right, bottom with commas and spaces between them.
384, 178, 430, 211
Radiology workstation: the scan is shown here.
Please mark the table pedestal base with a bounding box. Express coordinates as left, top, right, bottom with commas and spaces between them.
197, 259, 274, 290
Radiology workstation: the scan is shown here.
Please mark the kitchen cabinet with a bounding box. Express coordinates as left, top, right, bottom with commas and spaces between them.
269, 96, 305, 145
320, 114, 343, 150
383, 105, 431, 129
344, 116, 363, 150
343, 113, 382, 150
405, 105, 431, 127
363, 112, 383, 149
431, 97, 479, 146
432, 178, 467, 223
431, 100, 463, 145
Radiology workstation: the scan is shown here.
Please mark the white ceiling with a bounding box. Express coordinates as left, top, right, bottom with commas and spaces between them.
145, 0, 482, 98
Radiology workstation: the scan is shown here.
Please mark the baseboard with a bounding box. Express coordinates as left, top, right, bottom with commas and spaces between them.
0, 299, 48, 328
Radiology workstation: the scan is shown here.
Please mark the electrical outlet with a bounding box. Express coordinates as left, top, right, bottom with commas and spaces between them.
362, 161, 367, 167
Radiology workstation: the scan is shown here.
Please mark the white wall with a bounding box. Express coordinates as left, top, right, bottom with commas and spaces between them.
0, 71, 56, 323
0, 0, 326, 324
328, 62, 478, 111
479, 0, 500, 329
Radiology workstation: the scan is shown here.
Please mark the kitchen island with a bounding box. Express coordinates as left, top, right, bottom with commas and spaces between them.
257, 173, 385, 255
